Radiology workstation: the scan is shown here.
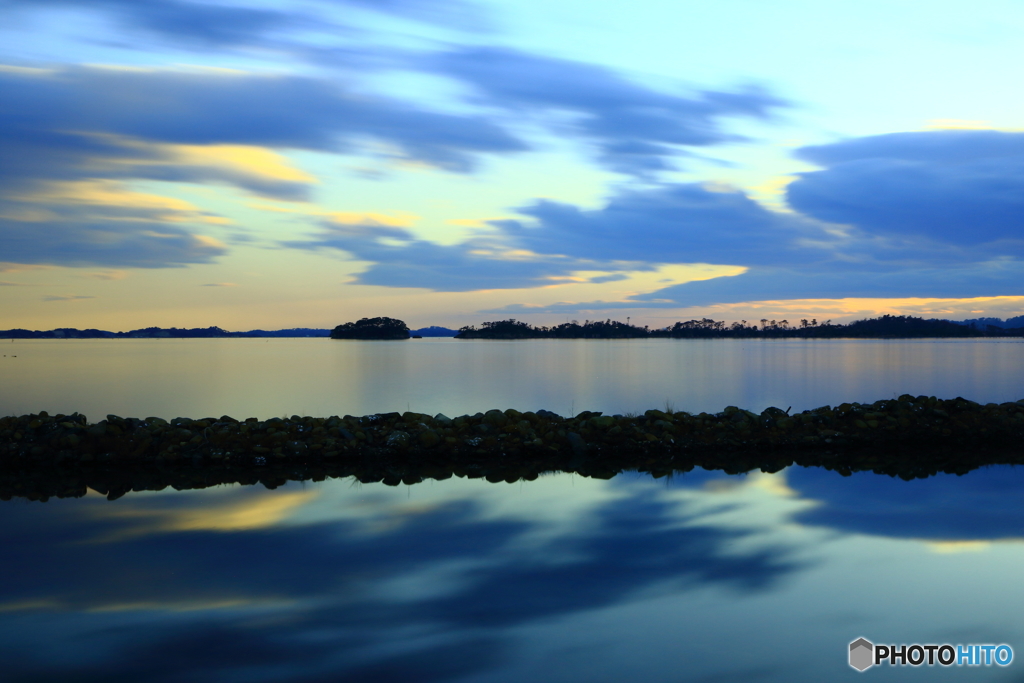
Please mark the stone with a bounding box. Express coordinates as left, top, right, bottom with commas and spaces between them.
386, 431, 410, 448
566, 432, 587, 456
418, 430, 441, 448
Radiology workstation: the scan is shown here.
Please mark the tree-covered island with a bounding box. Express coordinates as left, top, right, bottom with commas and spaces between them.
330, 317, 410, 340
455, 315, 1024, 339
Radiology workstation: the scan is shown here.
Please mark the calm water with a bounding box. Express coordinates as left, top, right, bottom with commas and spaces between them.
3, 338, 1024, 681
3, 467, 1023, 681
2, 337, 1024, 419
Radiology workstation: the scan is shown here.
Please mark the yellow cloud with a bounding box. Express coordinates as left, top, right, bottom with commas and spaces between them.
24, 180, 191, 210
926, 540, 992, 553
543, 275, 587, 283
58, 133, 317, 199
750, 175, 797, 200
459, 263, 745, 303
693, 295, 1024, 324
19, 180, 230, 225
85, 490, 319, 544
750, 472, 799, 498
170, 144, 317, 184
926, 119, 993, 130
193, 234, 227, 248
328, 211, 418, 227
82, 270, 129, 281
163, 490, 319, 532
246, 203, 421, 228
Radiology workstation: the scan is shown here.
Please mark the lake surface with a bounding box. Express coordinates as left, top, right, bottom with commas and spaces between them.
3, 338, 1024, 681
3, 337, 1024, 420
3, 466, 1023, 681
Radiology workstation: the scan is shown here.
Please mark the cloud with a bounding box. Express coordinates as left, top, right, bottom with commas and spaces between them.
81, 270, 129, 281
2, 0, 486, 50
475, 130, 1024, 307
18, 180, 229, 224
41, 295, 96, 302
0, 65, 525, 178
432, 47, 787, 177
589, 273, 629, 284
498, 183, 823, 266
599, 129, 1024, 306
286, 217, 590, 291
788, 130, 1024, 249
1, 212, 227, 269
0, 64, 523, 267
627, 261, 1024, 307
287, 184, 829, 292
200, 282, 236, 287
286, 141, 1024, 304
2, 0, 302, 47
0, 178, 229, 268
3, 8, 784, 182
0, 263, 53, 273
342, 0, 489, 30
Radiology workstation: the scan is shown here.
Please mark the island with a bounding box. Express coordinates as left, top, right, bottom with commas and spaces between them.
330, 317, 410, 340
455, 315, 1024, 339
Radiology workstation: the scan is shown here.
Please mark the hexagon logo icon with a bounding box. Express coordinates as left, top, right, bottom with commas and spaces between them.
850, 638, 874, 671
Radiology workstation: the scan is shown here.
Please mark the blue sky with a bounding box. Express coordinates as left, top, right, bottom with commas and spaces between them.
2, 0, 1023, 330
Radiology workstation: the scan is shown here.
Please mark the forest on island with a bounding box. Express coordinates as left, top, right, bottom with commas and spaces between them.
454, 315, 1024, 339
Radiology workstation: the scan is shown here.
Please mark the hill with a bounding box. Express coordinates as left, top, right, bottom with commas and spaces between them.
410, 326, 458, 337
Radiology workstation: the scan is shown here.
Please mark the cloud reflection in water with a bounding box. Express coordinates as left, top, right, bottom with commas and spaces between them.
0, 473, 802, 682
786, 465, 1024, 541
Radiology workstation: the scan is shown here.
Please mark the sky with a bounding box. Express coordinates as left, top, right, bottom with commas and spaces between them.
2, 0, 1024, 331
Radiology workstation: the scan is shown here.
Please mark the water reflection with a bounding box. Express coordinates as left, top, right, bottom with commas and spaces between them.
788, 465, 1024, 541
3, 466, 1023, 681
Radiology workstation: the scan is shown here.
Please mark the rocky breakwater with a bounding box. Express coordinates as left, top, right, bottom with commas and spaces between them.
3, 395, 1024, 501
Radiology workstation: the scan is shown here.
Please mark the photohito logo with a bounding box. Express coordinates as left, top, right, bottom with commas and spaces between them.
849, 638, 1013, 671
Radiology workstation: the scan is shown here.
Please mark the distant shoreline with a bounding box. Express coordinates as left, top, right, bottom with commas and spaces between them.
5, 314, 1024, 340
7, 334, 1024, 341
454, 315, 1024, 340
0, 326, 458, 339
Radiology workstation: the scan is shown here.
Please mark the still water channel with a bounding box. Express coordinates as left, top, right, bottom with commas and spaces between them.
2, 338, 1024, 681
